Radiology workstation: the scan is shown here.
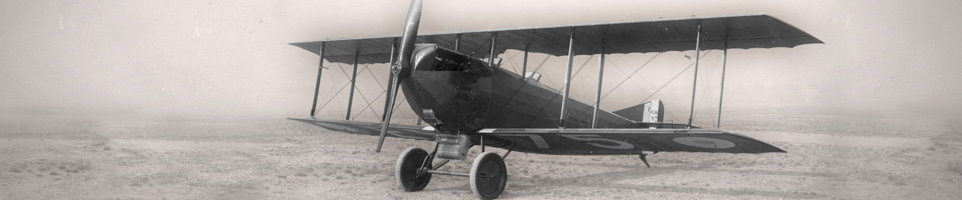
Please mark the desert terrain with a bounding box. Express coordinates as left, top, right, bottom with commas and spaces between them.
2, 111, 961, 199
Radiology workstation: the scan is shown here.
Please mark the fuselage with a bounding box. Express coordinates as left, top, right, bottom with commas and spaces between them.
400, 44, 640, 134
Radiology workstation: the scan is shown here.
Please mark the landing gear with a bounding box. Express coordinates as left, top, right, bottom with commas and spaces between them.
470, 152, 507, 199
395, 144, 509, 199
396, 147, 433, 191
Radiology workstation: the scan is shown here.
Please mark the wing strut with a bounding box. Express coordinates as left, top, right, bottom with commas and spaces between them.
454, 34, 461, 52
559, 28, 576, 128
521, 46, 529, 81
591, 33, 607, 128
346, 51, 360, 120
488, 33, 497, 67
687, 23, 702, 127
310, 43, 326, 118
717, 34, 729, 128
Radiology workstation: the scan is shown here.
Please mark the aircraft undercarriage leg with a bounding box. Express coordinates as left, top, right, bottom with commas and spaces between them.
480, 135, 485, 152
423, 144, 470, 177
501, 143, 516, 159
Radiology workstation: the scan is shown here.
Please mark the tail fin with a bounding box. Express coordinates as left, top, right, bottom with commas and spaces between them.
613, 99, 664, 123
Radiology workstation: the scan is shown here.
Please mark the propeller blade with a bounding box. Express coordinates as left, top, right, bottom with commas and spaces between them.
376, 0, 422, 152
376, 77, 402, 152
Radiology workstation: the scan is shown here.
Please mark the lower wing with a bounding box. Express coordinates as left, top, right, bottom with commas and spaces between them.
481, 128, 784, 155
288, 118, 437, 141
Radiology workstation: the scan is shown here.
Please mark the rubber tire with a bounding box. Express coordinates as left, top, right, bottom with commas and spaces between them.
395, 147, 432, 192
470, 152, 507, 199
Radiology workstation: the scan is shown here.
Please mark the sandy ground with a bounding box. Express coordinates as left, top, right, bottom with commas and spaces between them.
1, 113, 961, 199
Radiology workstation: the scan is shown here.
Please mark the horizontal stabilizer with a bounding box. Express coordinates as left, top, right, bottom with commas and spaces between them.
480, 128, 784, 155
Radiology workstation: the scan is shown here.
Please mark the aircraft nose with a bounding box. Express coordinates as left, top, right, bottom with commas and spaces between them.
410, 44, 439, 74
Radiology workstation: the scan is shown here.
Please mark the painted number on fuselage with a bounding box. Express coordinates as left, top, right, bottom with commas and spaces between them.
560, 134, 635, 150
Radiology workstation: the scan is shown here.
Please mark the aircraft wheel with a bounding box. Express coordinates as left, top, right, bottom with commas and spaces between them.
470, 152, 507, 199
396, 147, 432, 192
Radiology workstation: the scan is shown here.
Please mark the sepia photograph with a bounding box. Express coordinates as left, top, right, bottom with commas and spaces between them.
2, 0, 961, 199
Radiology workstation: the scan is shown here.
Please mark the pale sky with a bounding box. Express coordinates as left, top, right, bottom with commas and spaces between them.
1, 0, 961, 123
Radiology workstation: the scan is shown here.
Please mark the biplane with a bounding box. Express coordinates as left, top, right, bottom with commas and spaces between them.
288, 0, 822, 199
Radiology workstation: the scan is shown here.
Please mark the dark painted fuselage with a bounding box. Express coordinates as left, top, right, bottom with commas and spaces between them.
400, 44, 640, 134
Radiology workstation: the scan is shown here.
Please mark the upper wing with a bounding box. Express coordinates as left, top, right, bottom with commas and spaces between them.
288, 118, 437, 141
291, 14, 822, 65
481, 128, 784, 155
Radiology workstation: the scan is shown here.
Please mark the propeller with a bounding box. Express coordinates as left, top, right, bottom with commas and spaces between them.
376, 0, 422, 152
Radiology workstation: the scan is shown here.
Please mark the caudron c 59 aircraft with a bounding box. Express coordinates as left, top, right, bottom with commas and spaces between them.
288, 0, 822, 199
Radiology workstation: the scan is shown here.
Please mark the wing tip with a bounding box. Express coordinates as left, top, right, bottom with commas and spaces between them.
719, 130, 787, 153
766, 146, 788, 153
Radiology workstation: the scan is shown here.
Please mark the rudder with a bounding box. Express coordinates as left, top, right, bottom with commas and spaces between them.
613, 99, 664, 123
